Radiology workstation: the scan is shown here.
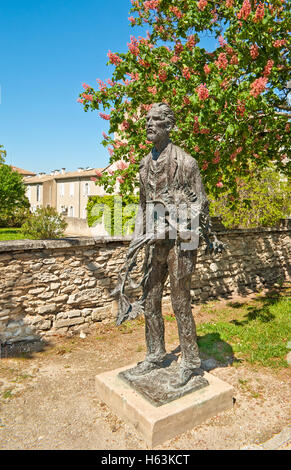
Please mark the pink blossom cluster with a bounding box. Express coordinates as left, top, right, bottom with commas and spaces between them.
250, 77, 268, 97
200, 128, 210, 134
230, 55, 239, 65
94, 169, 103, 178
143, 0, 160, 10
82, 94, 93, 102
148, 86, 157, 95
105, 79, 112, 88
186, 35, 196, 49
128, 16, 136, 24
171, 55, 180, 63
197, 0, 208, 11
107, 51, 123, 65
113, 141, 127, 149
218, 35, 227, 47
273, 39, 286, 48
82, 83, 91, 90
212, 150, 220, 164
237, 0, 251, 20
182, 67, 191, 80
220, 78, 230, 89
225, 0, 234, 8
127, 72, 140, 82
174, 42, 183, 55
154, 24, 166, 34
102, 132, 109, 140
215, 53, 228, 70
216, 181, 223, 188
116, 160, 129, 171
253, 2, 264, 22
99, 112, 111, 120
202, 161, 209, 170
250, 44, 259, 59
96, 79, 107, 92
193, 116, 200, 134
204, 64, 211, 74
158, 69, 167, 82
121, 120, 130, 131
138, 58, 150, 68
236, 100, 246, 117
225, 45, 234, 56
196, 83, 209, 101
77, 98, 84, 104
169, 6, 183, 19
263, 60, 274, 77
127, 36, 140, 56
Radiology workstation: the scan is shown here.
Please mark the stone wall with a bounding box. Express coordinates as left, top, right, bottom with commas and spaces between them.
0, 221, 290, 345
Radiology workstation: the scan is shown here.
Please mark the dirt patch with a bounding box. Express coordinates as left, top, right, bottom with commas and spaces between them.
0, 292, 290, 450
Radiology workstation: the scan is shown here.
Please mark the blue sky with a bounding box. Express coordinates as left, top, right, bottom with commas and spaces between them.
0, 0, 217, 174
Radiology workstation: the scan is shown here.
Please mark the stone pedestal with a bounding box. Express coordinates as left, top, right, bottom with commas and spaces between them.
95, 364, 234, 447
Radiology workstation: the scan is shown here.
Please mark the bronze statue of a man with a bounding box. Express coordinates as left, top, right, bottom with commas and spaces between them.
113, 102, 223, 388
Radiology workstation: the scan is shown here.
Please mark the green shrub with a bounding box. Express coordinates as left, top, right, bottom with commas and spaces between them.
0, 163, 30, 227
0, 205, 30, 228
86, 195, 139, 235
209, 165, 291, 229
21, 207, 67, 239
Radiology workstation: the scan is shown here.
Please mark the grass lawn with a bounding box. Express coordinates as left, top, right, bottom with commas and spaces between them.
0, 228, 26, 240
117, 283, 290, 371
196, 284, 291, 369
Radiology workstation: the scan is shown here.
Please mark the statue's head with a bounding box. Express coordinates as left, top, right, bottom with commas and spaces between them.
146, 103, 176, 145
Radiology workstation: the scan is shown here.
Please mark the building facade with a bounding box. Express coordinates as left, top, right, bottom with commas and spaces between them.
24, 167, 107, 219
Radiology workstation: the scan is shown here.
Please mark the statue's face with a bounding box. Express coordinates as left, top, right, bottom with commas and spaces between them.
146, 107, 171, 145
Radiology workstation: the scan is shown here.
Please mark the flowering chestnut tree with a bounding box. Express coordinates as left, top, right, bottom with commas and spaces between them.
78, 0, 290, 202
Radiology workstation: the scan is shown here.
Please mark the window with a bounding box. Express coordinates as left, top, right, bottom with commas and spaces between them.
60, 183, 65, 197
84, 182, 89, 196
70, 182, 74, 196
69, 205, 74, 217
26, 186, 31, 200
36, 184, 40, 202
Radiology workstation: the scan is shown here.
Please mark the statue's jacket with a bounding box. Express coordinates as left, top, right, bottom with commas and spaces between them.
133, 142, 212, 279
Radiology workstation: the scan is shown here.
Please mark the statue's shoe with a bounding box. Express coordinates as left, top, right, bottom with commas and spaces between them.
173, 367, 204, 388
129, 360, 164, 377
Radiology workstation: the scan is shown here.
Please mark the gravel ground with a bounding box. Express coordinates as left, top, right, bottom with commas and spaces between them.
0, 296, 290, 450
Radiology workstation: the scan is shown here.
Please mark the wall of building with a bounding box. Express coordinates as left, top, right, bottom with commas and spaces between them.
24, 170, 107, 219
26, 183, 43, 211
64, 217, 109, 237
0, 222, 290, 345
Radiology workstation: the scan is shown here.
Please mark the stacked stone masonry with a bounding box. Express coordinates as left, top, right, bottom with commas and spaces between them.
0, 221, 290, 345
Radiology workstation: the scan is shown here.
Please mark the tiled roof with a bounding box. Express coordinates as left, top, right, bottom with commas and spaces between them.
11, 166, 36, 176
23, 168, 104, 184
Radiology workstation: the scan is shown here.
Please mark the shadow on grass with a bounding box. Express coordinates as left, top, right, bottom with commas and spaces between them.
170, 333, 239, 371
229, 290, 284, 326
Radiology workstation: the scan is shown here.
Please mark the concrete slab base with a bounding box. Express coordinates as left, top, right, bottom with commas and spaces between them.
95, 364, 234, 447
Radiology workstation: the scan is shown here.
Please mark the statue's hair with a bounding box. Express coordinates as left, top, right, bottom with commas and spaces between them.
150, 102, 176, 129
